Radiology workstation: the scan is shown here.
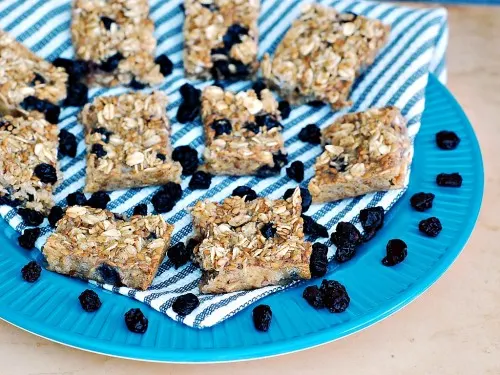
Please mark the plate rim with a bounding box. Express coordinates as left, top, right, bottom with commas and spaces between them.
0, 74, 484, 363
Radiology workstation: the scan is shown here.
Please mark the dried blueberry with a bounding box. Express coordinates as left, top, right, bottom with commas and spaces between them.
64, 80, 88, 107
252, 80, 267, 98
307, 100, 325, 107
18, 227, 41, 250
278, 100, 291, 119
167, 242, 190, 269
152, 189, 176, 213
331, 222, 361, 263
410, 192, 435, 212
260, 223, 276, 239
180, 83, 201, 105
302, 214, 328, 238
147, 232, 157, 240
382, 239, 407, 266
161, 182, 183, 202
252, 304, 272, 332
48, 206, 65, 228
20, 96, 60, 124
172, 293, 200, 316
87, 191, 110, 209
283, 187, 312, 213
211, 119, 232, 136
91, 127, 113, 143
303, 285, 325, 309
436, 131, 460, 150
176, 102, 200, 123
232, 186, 257, 201
53, 58, 89, 80
100, 16, 115, 30
186, 238, 200, 254
298, 124, 321, 144
125, 308, 148, 333
17, 208, 44, 226
58, 129, 77, 157
66, 191, 87, 206
132, 203, 147, 216
320, 279, 350, 313
244, 121, 260, 134
310, 243, 328, 277
156, 153, 166, 161
286, 160, 304, 182
189, 171, 212, 190
31, 73, 45, 85
419, 217, 442, 237
256, 152, 287, 177
0, 195, 22, 207
96, 263, 121, 285
359, 206, 384, 233
79, 289, 102, 312
255, 114, 282, 130
90, 144, 107, 158
436, 173, 462, 187
172, 145, 199, 175
222, 24, 248, 50
99, 52, 123, 72
273, 151, 288, 169
129, 77, 147, 90
155, 54, 174, 77
21, 261, 41, 283
34, 163, 58, 184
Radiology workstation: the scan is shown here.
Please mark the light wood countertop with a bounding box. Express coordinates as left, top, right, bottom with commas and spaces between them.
1, 4, 499, 375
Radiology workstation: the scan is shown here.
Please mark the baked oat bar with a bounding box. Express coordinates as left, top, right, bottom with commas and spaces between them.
191, 187, 312, 294
0, 29, 67, 123
183, 0, 260, 80
308, 106, 411, 203
261, 4, 390, 109
71, 0, 164, 87
43, 205, 173, 290
201, 85, 287, 176
80, 91, 182, 192
0, 115, 61, 214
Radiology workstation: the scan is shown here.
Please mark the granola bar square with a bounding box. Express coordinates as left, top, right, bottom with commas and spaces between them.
191, 187, 312, 294
261, 4, 390, 109
0, 29, 67, 122
80, 91, 182, 192
308, 106, 411, 203
0, 115, 61, 214
183, 0, 260, 80
200, 85, 287, 176
71, 0, 164, 87
43, 205, 173, 290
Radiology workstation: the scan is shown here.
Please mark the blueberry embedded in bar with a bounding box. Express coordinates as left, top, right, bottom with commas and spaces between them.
183, 0, 260, 80
80, 92, 182, 192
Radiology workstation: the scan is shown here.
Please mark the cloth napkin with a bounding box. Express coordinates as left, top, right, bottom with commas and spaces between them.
0, 0, 447, 328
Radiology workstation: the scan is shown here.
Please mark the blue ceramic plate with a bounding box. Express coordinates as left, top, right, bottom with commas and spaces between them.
0, 75, 483, 363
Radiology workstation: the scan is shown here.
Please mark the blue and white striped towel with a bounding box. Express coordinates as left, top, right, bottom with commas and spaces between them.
0, 0, 447, 328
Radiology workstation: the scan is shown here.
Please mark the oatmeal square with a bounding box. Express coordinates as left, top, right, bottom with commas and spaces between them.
0, 115, 61, 214
183, 0, 260, 80
43, 205, 173, 290
191, 187, 312, 294
0, 29, 67, 123
261, 4, 390, 109
71, 0, 165, 87
80, 91, 182, 192
308, 106, 411, 203
200, 85, 287, 176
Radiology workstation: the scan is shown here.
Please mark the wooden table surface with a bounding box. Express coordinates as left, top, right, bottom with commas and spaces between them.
1, 5, 499, 375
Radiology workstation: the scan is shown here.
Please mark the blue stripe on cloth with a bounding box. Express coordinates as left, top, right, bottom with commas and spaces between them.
0, 0, 447, 328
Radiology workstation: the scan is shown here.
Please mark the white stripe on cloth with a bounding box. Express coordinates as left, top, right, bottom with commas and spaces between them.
0, 0, 447, 328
